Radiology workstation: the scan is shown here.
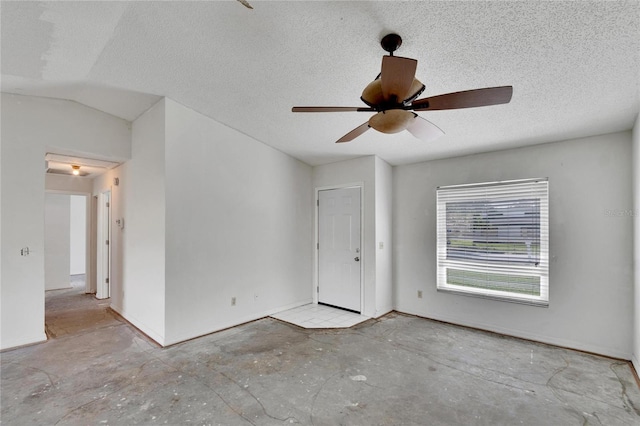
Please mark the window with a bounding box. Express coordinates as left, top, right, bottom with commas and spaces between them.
436, 178, 549, 306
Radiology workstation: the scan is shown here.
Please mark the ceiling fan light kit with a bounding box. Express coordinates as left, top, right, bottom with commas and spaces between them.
369, 110, 415, 134
292, 33, 513, 144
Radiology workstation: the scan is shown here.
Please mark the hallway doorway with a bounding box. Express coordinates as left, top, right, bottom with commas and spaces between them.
44, 193, 89, 292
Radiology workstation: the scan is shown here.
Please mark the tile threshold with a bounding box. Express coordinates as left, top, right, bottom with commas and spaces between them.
270, 303, 369, 329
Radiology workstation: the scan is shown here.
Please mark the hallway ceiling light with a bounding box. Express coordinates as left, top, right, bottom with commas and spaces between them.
45, 154, 121, 179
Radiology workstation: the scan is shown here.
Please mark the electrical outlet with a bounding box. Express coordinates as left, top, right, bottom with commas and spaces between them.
417, 290, 423, 299
231, 297, 236, 306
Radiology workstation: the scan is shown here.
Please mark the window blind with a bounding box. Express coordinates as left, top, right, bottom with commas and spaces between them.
436, 178, 549, 306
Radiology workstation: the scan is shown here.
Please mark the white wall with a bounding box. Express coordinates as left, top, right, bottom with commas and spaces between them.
374, 156, 393, 316
632, 113, 640, 370
45, 174, 94, 194
70, 195, 86, 275
0, 98, 2, 339
312, 155, 393, 318
394, 132, 634, 359
93, 99, 166, 344
1, 94, 130, 350
44, 194, 71, 290
313, 156, 376, 317
163, 99, 312, 345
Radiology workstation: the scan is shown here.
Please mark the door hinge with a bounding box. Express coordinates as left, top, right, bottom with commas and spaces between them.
106, 277, 109, 284
317, 199, 319, 206
317, 243, 319, 249
105, 239, 109, 245
317, 286, 319, 293
106, 202, 110, 208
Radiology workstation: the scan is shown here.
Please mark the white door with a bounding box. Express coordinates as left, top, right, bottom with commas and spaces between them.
96, 190, 111, 299
318, 187, 361, 312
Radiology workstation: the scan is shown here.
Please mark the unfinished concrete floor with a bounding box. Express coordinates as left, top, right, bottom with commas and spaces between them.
43, 275, 116, 339
2, 284, 640, 425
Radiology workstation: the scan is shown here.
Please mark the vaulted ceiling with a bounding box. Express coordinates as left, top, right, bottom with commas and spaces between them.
2, 1, 639, 166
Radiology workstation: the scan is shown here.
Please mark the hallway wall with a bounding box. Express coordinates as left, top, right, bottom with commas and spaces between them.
92, 99, 167, 344
44, 193, 71, 290
70, 195, 87, 275
0, 94, 130, 350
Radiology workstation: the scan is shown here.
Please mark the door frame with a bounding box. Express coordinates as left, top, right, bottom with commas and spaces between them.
314, 183, 364, 313
96, 189, 111, 299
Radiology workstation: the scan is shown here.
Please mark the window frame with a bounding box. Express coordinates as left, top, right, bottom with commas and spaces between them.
436, 178, 549, 307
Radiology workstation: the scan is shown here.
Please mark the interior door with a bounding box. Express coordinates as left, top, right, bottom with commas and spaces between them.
318, 187, 361, 312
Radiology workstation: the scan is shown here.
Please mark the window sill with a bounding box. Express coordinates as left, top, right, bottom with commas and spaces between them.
437, 287, 549, 307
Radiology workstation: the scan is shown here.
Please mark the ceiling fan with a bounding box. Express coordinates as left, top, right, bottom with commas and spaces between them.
292, 34, 513, 143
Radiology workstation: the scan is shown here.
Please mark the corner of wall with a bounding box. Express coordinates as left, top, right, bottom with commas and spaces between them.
374, 156, 394, 315
632, 112, 640, 367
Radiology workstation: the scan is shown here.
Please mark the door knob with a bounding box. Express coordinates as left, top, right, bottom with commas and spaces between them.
354, 256, 360, 262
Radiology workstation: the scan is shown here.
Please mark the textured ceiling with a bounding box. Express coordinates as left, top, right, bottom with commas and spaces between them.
2, 1, 639, 166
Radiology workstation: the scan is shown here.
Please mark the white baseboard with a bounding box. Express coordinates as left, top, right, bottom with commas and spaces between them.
266, 298, 313, 316
374, 306, 394, 318
45, 286, 72, 291
163, 298, 313, 347
1, 332, 47, 351
110, 304, 165, 346
397, 307, 631, 361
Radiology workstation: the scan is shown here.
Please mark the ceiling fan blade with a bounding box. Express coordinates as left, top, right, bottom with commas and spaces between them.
292, 106, 375, 112
406, 115, 445, 142
411, 86, 513, 111
380, 56, 417, 102
336, 122, 370, 143
237, 0, 253, 9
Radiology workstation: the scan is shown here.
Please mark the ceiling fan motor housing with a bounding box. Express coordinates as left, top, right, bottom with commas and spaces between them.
361, 80, 384, 107
361, 77, 425, 108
